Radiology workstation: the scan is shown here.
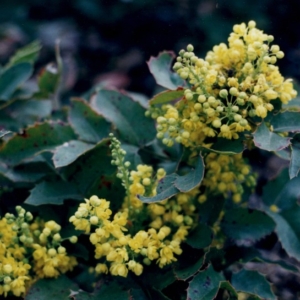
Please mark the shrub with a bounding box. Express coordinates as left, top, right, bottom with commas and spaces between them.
0, 21, 300, 299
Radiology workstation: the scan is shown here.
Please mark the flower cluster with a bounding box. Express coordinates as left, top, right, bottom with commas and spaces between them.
69, 129, 257, 278
148, 21, 297, 149
200, 153, 256, 204
0, 207, 77, 297
126, 164, 165, 210
31, 220, 77, 279
0, 213, 31, 298
69, 135, 200, 277
69, 166, 197, 278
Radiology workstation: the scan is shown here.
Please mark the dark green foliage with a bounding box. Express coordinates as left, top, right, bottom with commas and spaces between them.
91, 89, 156, 146
186, 265, 224, 300
68, 98, 111, 144
231, 269, 276, 300
25, 275, 78, 300
0, 63, 33, 102
1, 34, 300, 300
221, 208, 275, 243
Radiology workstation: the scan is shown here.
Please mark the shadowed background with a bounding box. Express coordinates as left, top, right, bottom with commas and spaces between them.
0, 0, 299, 99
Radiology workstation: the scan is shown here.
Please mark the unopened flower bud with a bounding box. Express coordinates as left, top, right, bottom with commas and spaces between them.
229, 87, 238, 96
187, 44, 194, 52
70, 236, 78, 243
212, 119, 222, 128
219, 89, 228, 98
248, 20, 256, 28
90, 216, 99, 225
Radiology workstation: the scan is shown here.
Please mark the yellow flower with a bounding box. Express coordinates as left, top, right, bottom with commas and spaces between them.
157, 245, 177, 268
95, 263, 108, 274
109, 263, 128, 277
255, 105, 267, 118
148, 21, 297, 150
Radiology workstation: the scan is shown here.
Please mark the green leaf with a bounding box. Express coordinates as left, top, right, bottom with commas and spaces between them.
35, 43, 62, 98
271, 111, 300, 132
5, 99, 52, 128
147, 51, 186, 90
230, 246, 299, 272
25, 181, 83, 205
139, 174, 179, 203
219, 282, 238, 299
69, 98, 111, 143
130, 289, 149, 300
0, 109, 22, 131
187, 265, 224, 300
0, 63, 33, 101
91, 89, 156, 146
0, 129, 10, 138
203, 137, 245, 154
290, 136, 300, 178
174, 257, 204, 280
148, 288, 171, 300
7, 40, 41, 67
282, 97, 300, 111
175, 156, 204, 192
25, 275, 78, 300
231, 269, 276, 300
274, 149, 290, 161
69, 281, 130, 300
62, 140, 116, 196
71, 268, 97, 293
126, 91, 149, 109
198, 195, 225, 225
0, 121, 76, 166
253, 121, 291, 151
263, 174, 300, 263
140, 156, 204, 202
143, 267, 176, 291
262, 169, 300, 210
221, 208, 275, 243
0, 161, 52, 183
36, 63, 60, 97
68, 243, 90, 261
266, 205, 300, 261
53, 140, 95, 168
10, 99, 52, 120
186, 223, 213, 249
149, 89, 184, 105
